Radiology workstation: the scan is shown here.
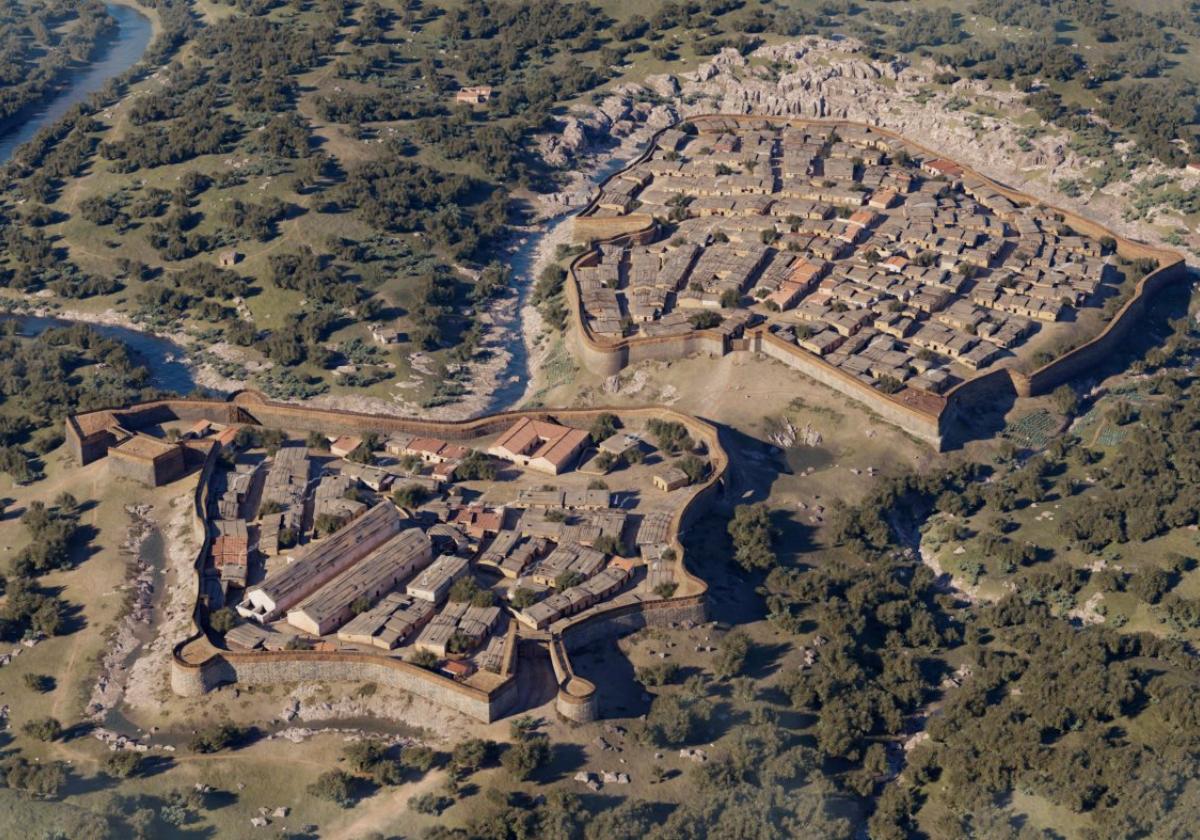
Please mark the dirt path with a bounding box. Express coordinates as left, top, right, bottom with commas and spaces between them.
322, 769, 444, 840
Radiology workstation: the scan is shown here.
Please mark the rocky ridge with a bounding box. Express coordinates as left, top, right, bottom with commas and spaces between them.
539, 36, 1196, 262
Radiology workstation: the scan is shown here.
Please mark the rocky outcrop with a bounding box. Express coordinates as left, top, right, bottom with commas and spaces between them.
533, 36, 1190, 257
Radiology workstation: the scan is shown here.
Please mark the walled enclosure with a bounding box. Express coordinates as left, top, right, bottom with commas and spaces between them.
566, 114, 1186, 450
72, 391, 725, 723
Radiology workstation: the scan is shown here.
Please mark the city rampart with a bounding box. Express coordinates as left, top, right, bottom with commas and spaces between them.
565, 114, 1185, 449
750, 328, 944, 447
87, 392, 729, 722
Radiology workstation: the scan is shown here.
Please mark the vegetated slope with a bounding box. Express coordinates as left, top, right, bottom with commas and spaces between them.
0, 0, 116, 123
2, 1, 1199, 405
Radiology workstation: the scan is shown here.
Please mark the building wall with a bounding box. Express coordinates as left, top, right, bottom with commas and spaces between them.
1013, 258, 1189, 396
108, 453, 160, 486
559, 596, 708, 653
752, 331, 944, 448
170, 651, 518, 722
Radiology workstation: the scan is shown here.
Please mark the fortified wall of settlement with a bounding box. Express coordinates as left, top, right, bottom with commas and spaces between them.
70, 392, 723, 723
567, 115, 1185, 450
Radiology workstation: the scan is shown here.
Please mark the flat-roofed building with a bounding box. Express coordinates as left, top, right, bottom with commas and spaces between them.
413, 601, 502, 656
488, 417, 591, 475
109, 434, 185, 487
529, 541, 606, 588
653, 466, 690, 492
407, 438, 470, 463
598, 432, 641, 457
287, 527, 433, 636
237, 502, 405, 623
406, 554, 470, 603
336, 592, 435, 650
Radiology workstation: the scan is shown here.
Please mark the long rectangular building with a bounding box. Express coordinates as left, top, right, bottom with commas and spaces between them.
237, 502, 405, 623
287, 527, 434, 636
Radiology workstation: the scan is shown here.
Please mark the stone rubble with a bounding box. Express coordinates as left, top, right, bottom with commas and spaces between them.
87, 503, 158, 721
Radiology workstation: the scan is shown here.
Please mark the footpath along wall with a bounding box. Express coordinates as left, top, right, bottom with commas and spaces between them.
69, 392, 727, 723
565, 114, 1186, 450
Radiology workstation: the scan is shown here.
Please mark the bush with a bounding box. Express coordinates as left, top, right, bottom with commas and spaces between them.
1052, 385, 1079, 416
188, 723, 247, 753
647, 419, 693, 454
728, 504, 777, 571
22, 717, 63, 742
713, 631, 752, 680
308, 769, 356, 807
511, 588, 539, 609
455, 451, 495, 480
451, 738, 492, 775
409, 791, 453, 815
392, 483, 429, 508
637, 661, 681, 686
653, 581, 678, 599
589, 412, 619, 443
22, 673, 54, 693
675, 455, 707, 484
209, 607, 238, 633
500, 735, 550, 780
103, 751, 143, 778
644, 695, 707, 747
410, 649, 439, 670
402, 745, 437, 773
3, 758, 66, 797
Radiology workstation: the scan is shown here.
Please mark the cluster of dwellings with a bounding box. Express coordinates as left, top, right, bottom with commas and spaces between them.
578, 119, 1113, 398
196, 412, 701, 677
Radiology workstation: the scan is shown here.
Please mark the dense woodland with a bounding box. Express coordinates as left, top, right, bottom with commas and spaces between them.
0, 0, 1197, 395
1, 1, 1200, 836
0, 0, 115, 122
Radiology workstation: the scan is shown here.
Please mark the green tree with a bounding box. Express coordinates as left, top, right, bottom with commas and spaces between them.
727, 504, 777, 571
22, 717, 63, 742
308, 769, 357, 807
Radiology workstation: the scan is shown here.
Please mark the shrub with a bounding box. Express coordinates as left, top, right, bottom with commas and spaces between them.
392, 484, 429, 508
589, 412, 619, 443
188, 723, 247, 753
209, 607, 238, 633
728, 504, 777, 571
410, 649, 439, 670
103, 751, 143, 778
3, 758, 66, 797
713, 631, 752, 680
511, 588, 539, 609
451, 738, 492, 775
637, 661, 681, 686
308, 769, 356, 807
409, 791, 453, 815
500, 735, 550, 780
22, 673, 54, 693
22, 717, 63, 742
644, 695, 707, 747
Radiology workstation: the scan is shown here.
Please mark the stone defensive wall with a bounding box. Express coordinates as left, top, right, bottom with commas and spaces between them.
70, 391, 727, 723
566, 113, 1185, 449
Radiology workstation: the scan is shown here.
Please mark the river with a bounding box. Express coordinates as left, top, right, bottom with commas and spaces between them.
0, 0, 637, 413
483, 148, 650, 413
4, 313, 196, 394
0, 2, 153, 164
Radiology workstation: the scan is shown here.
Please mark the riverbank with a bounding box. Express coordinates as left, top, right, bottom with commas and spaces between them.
0, 1, 153, 164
